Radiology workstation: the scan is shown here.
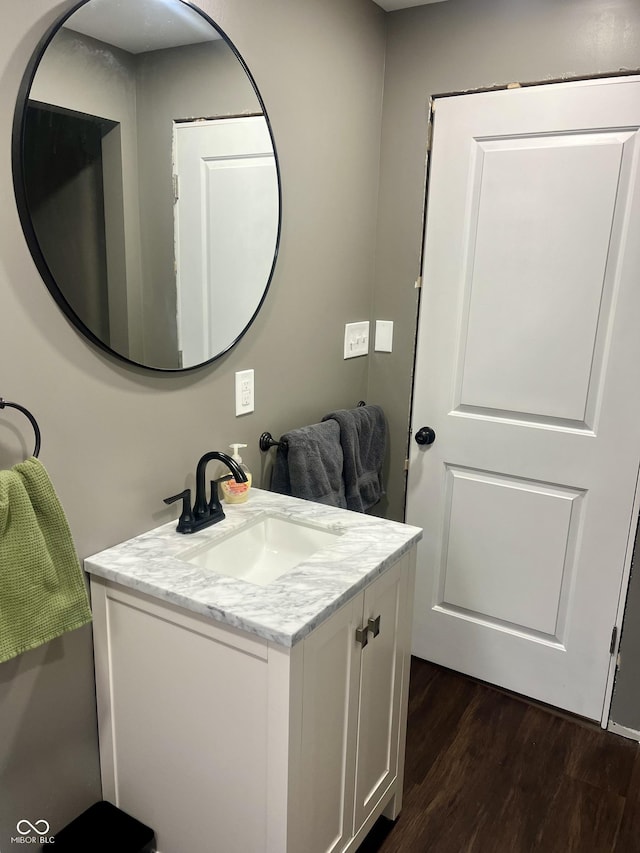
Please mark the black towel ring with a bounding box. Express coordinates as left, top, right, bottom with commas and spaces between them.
0, 398, 41, 458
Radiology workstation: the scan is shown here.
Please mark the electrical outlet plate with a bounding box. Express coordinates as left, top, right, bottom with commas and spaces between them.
235, 369, 254, 416
374, 320, 394, 352
344, 321, 370, 359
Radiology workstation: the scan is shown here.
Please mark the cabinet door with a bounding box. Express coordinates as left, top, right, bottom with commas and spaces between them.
353, 558, 405, 833
91, 581, 270, 853
299, 594, 363, 853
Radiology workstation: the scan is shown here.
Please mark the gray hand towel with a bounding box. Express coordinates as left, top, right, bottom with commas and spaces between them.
322, 404, 387, 513
270, 420, 347, 508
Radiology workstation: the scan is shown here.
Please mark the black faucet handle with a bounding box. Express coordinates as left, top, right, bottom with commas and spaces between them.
163, 488, 196, 533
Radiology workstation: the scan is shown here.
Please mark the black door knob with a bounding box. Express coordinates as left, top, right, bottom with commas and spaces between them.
415, 426, 436, 445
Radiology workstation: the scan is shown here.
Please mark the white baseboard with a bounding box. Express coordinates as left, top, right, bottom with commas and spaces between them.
607, 720, 640, 742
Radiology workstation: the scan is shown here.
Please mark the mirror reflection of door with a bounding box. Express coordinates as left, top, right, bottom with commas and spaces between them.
15, 0, 280, 371
173, 116, 278, 367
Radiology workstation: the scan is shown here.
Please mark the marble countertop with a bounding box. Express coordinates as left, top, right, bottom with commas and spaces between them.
84, 489, 422, 647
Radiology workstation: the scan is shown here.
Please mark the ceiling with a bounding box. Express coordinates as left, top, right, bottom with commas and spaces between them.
372, 0, 448, 11
64, 0, 448, 53
65, 0, 219, 54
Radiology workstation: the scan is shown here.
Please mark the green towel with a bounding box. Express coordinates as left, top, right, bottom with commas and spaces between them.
0, 457, 92, 663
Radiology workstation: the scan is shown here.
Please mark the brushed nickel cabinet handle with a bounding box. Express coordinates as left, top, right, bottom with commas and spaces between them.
355, 626, 369, 648
368, 615, 381, 638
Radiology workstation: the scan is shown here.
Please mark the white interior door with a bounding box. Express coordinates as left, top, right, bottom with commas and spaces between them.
173, 116, 278, 366
406, 77, 640, 721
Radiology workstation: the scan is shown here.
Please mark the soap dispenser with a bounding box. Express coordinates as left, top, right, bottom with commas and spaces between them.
220, 444, 252, 504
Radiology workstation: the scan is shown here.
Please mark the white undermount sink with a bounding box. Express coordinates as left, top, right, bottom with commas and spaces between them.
177, 513, 344, 586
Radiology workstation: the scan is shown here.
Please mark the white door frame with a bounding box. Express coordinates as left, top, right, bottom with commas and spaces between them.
406, 71, 640, 729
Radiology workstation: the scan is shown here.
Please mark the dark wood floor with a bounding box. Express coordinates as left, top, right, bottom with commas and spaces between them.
360, 658, 640, 853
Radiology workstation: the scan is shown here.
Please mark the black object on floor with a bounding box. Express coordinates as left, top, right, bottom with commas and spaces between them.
50, 801, 155, 852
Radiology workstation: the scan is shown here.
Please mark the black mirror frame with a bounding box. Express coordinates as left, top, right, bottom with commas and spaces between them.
12, 0, 282, 373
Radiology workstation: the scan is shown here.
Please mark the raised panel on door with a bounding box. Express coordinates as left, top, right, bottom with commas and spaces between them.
299, 594, 362, 853
457, 132, 626, 427
438, 468, 583, 641
408, 77, 640, 720
353, 559, 404, 834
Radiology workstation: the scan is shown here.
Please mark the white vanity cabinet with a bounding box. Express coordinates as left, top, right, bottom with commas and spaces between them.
299, 555, 411, 853
90, 549, 415, 853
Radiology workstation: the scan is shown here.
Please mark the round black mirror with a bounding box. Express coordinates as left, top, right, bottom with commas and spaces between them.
13, 0, 281, 371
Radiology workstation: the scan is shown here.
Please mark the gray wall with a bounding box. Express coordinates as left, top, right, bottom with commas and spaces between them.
370, 0, 640, 724
0, 0, 385, 842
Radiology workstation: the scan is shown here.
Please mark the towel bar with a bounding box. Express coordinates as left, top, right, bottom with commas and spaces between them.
259, 402, 367, 453
0, 398, 41, 458
259, 432, 288, 452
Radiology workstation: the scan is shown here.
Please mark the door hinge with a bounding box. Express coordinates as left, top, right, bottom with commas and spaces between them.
426, 119, 434, 153
426, 96, 436, 138
414, 276, 422, 289
173, 174, 179, 201
403, 458, 410, 472
610, 626, 618, 655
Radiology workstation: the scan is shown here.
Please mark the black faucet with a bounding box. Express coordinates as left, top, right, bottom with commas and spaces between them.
164, 451, 248, 534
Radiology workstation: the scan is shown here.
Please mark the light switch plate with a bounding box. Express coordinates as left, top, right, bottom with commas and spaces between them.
344, 321, 370, 359
374, 320, 394, 352
235, 369, 254, 416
